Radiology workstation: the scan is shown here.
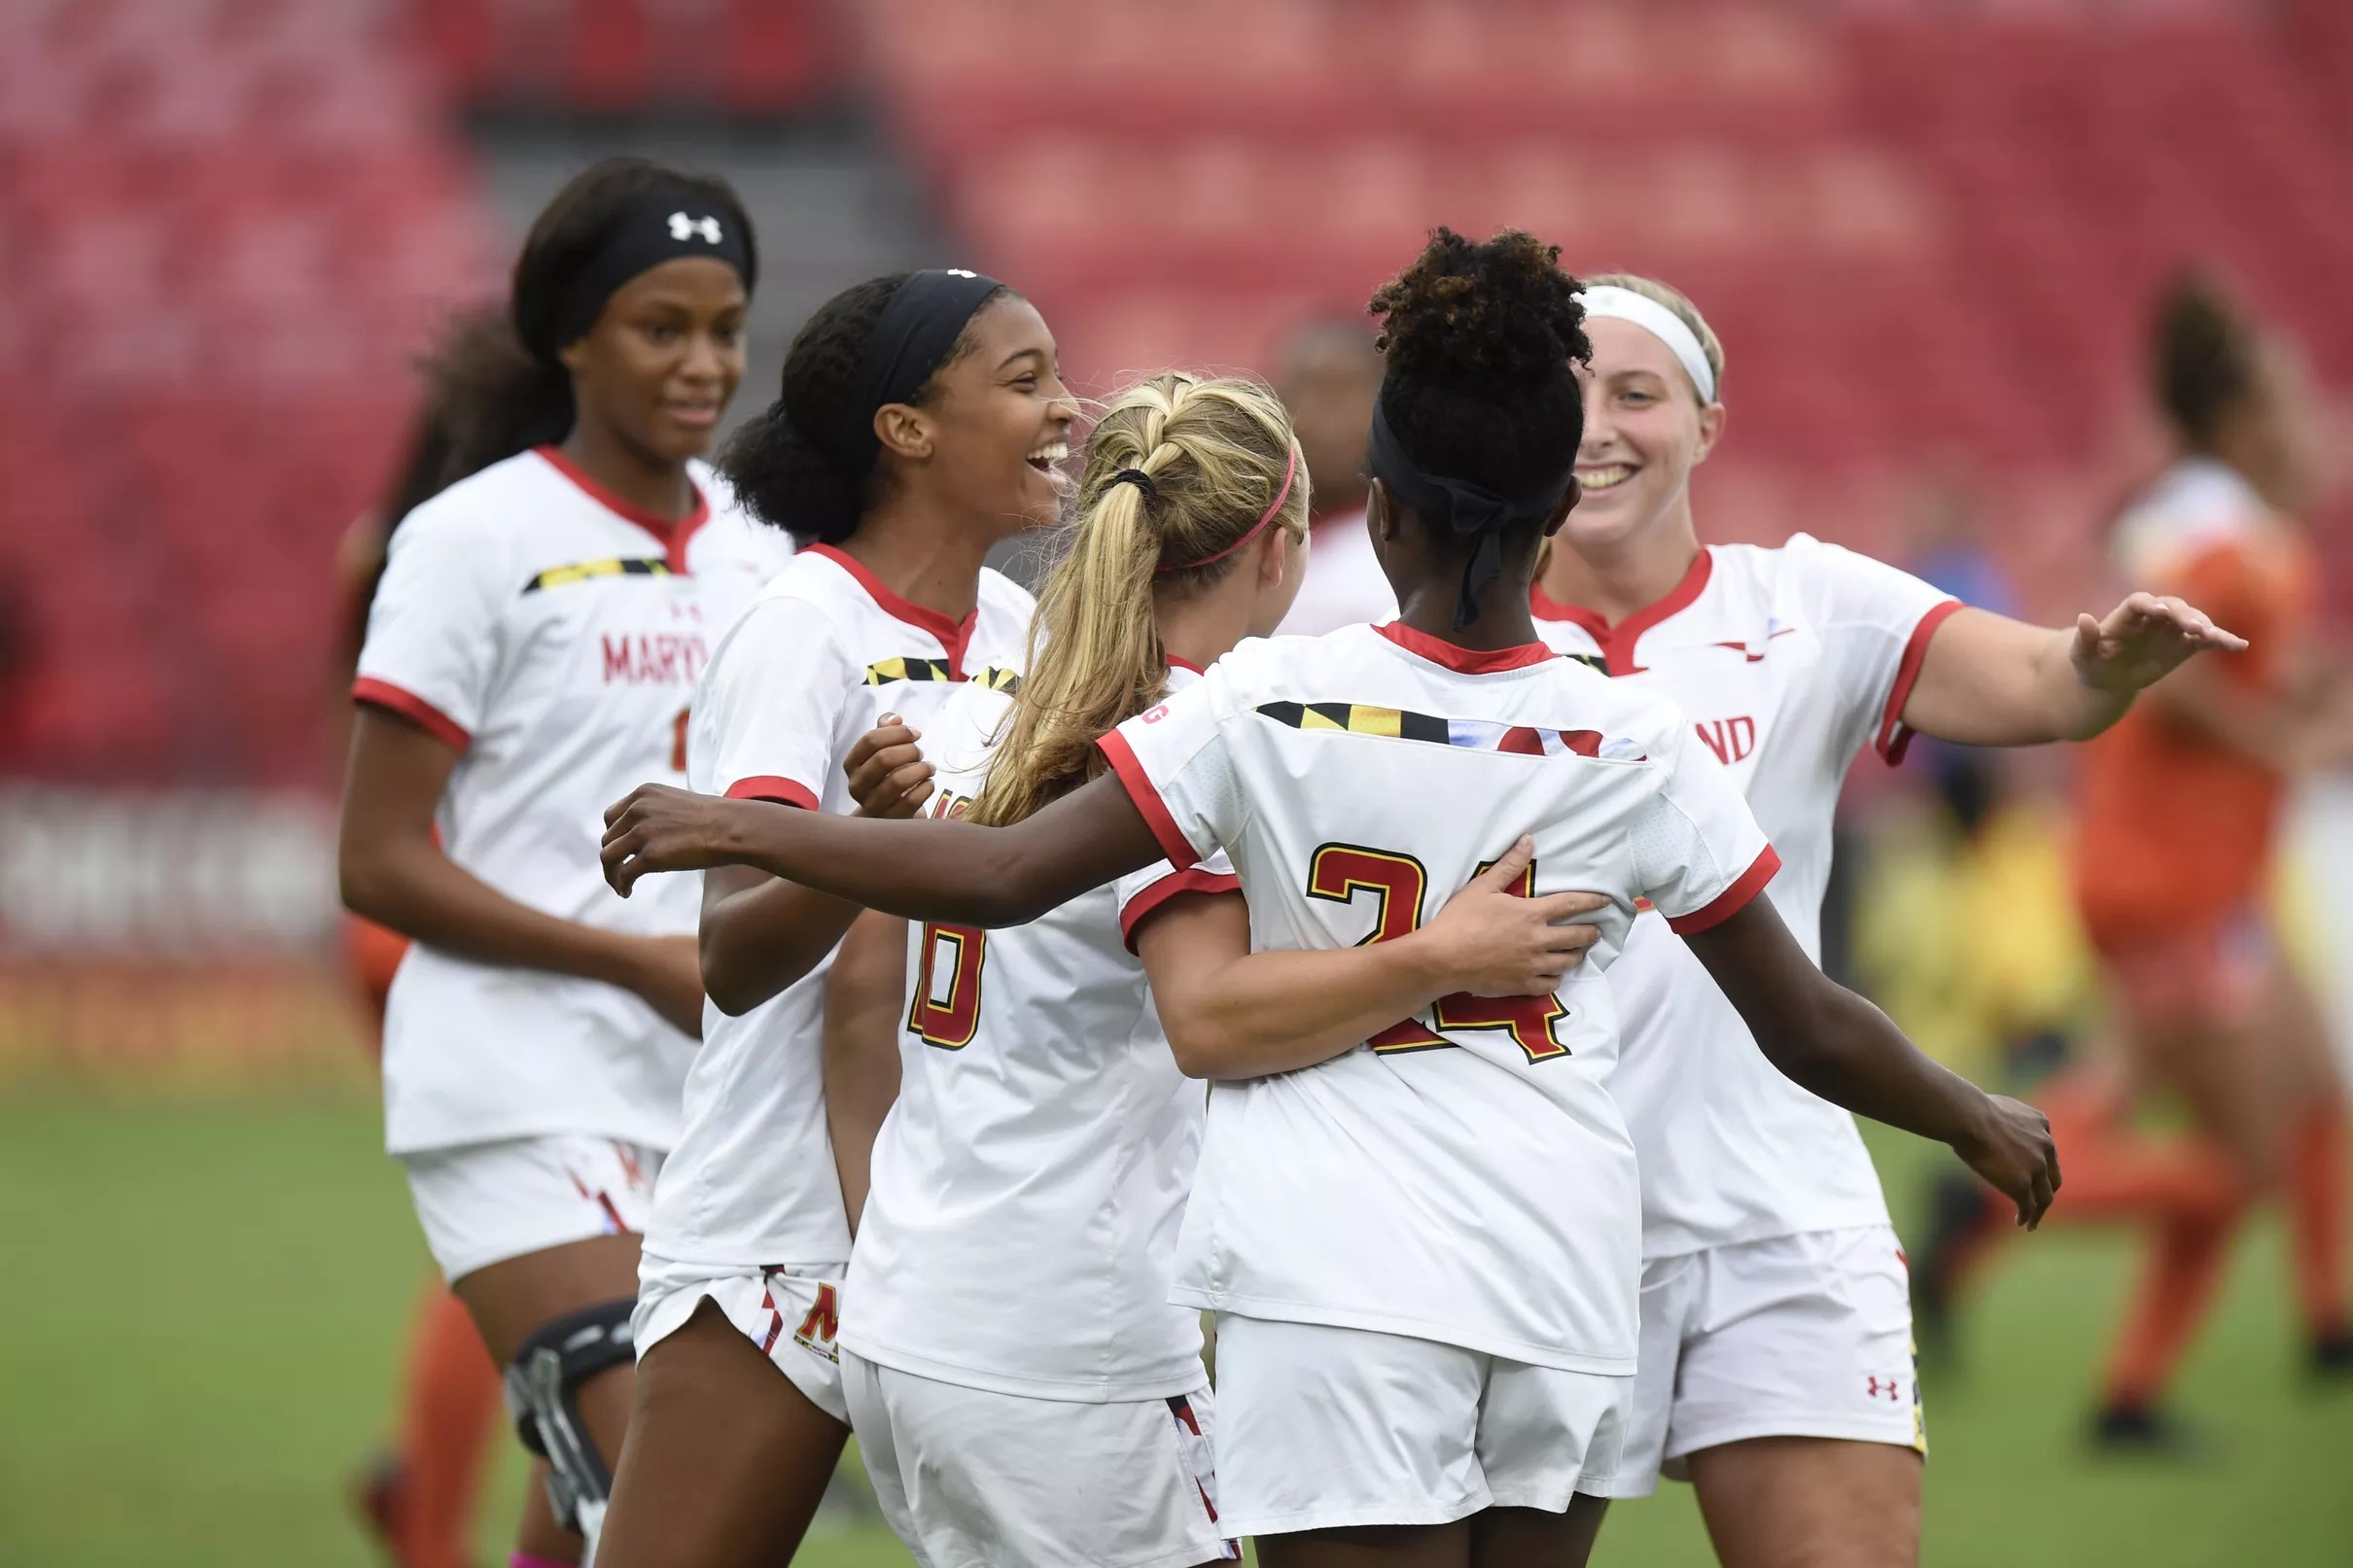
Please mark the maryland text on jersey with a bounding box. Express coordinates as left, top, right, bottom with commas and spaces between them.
1253, 701, 1646, 761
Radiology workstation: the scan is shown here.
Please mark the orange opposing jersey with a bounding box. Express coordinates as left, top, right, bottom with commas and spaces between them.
2073, 458, 2316, 944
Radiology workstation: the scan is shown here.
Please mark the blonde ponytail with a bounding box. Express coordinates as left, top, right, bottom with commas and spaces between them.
968, 372, 1308, 826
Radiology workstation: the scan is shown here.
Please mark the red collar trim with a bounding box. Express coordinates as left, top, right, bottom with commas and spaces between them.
1528, 547, 1712, 676
534, 445, 710, 572
1167, 654, 1207, 675
1374, 620, 1557, 674
804, 542, 979, 674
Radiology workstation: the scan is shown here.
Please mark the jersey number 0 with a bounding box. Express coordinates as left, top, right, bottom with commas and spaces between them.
1306, 843, 1570, 1063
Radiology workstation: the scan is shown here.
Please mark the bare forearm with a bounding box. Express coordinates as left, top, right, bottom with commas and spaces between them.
822, 914, 907, 1237
702, 776, 1160, 927
1749, 977, 1989, 1148
341, 836, 633, 982
1159, 935, 1457, 1080
2023, 627, 2131, 742
699, 871, 862, 1015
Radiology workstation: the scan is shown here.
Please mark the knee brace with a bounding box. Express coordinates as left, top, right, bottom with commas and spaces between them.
505, 1299, 635, 1551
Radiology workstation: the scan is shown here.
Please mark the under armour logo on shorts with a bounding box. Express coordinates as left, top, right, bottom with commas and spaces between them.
669, 212, 723, 244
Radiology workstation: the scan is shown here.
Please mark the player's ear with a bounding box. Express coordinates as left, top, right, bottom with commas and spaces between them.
1542, 476, 1581, 539
1693, 401, 1726, 467
1367, 478, 1398, 543
874, 403, 933, 463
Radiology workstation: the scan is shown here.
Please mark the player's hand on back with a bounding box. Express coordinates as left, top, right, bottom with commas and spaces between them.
843, 712, 935, 819
1421, 836, 1610, 997
1952, 1093, 2062, 1230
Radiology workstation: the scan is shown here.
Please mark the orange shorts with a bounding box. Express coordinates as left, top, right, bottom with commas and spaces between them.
2083, 903, 2270, 1029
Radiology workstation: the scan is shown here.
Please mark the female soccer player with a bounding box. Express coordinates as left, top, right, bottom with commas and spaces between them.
818, 367, 1614, 1568
588, 268, 1071, 1568
338, 157, 760, 1568
1939, 276, 2349, 1446
1523, 270, 2241, 1563
601, 229, 2059, 1568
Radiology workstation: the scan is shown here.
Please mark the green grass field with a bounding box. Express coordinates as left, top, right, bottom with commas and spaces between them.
3, 1089, 2347, 1567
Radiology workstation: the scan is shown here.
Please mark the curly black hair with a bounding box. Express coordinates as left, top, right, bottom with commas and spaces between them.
1369, 227, 1592, 501
2152, 272, 2257, 450
720, 273, 1011, 546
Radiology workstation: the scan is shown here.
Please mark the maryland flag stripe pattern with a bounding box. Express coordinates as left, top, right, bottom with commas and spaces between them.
861, 659, 1022, 692
1253, 702, 1639, 760
521, 557, 671, 594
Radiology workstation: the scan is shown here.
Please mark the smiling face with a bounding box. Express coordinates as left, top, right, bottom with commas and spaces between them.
884, 295, 1077, 541
1565, 314, 1724, 555
560, 255, 748, 465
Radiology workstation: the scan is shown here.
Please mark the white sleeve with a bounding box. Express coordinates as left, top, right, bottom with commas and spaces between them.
353, 505, 506, 750
1793, 536, 1961, 766
1630, 720, 1780, 934
1113, 850, 1242, 954
1097, 667, 1245, 871
687, 595, 858, 809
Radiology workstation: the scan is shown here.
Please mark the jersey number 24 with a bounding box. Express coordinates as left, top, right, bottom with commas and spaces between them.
1307, 843, 1570, 1063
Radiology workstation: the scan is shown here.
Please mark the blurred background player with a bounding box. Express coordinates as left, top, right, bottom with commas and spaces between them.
1924, 274, 2353, 1447
341, 157, 758, 1567
1272, 316, 1395, 636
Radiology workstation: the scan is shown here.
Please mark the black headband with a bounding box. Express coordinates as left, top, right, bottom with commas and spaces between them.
842, 269, 1007, 466
1367, 398, 1575, 629
542, 186, 756, 357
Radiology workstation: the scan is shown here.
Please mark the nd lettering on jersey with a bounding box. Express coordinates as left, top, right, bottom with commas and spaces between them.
1305, 843, 1570, 1063
1694, 715, 1757, 765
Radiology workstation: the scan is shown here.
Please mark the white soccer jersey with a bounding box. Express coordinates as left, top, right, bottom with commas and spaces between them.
842, 670, 1241, 1401
646, 546, 1036, 1270
1275, 508, 1401, 636
358, 447, 762, 1156
687, 469, 797, 634
1101, 621, 1776, 1372
1530, 536, 1957, 1258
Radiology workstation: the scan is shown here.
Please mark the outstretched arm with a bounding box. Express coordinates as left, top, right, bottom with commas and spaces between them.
605, 770, 1164, 927
1899, 594, 2243, 747
1686, 896, 2060, 1227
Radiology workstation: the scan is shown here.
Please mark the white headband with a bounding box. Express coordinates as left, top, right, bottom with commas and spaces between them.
1577, 285, 1717, 404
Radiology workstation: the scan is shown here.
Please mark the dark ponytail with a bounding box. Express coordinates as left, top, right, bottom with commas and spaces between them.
720, 271, 1008, 548
427, 157, 757, 491
2152, 271, 2257, 451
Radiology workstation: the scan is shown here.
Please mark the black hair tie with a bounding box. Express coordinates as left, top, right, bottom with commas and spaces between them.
1366, 400, 1575, 629
1109, 469, 1158, 503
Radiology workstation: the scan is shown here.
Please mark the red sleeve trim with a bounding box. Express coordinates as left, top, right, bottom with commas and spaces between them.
1096, 730, 1203, 870
1668, 845, 1782, 935
1119, 867, 1243, 953
352, 678, 471, 752
1875, 599, 1963, 765
723, 776, 819, 810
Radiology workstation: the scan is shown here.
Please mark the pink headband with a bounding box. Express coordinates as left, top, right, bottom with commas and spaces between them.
1155, 443, 1298, 575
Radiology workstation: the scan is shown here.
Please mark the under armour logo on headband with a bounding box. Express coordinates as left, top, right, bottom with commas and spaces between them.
668, 212, 723, 245
946, 268, 976, 278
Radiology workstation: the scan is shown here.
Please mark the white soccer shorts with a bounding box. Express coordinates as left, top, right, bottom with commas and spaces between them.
402, 1133, 662, 1283
631, 1252, 849, 1424
842, 1350, 1239, 1568
1210, 1313, 1629, 1537
1602, 1223, 1925, 1498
